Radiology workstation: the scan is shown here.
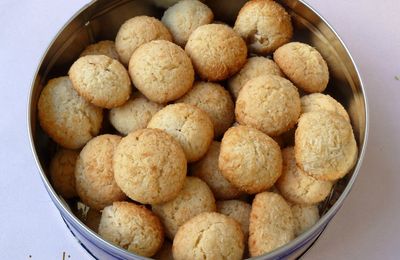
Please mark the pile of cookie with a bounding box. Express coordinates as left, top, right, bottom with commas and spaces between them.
38, 0, 358, 259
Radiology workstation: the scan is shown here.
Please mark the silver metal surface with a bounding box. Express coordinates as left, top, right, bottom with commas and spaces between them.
27, 0, 368, 259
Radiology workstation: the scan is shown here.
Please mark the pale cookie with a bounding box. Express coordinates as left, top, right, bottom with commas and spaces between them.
301, 93, 350, 122
234, 0, 293, 55
249, 192, 295, 256
227, 56, 283, 100
154, 240, 174, 260
49, 149, 79, 199
113, 128, 187, 204
191, 141, 242, 199
185, 24, 247, 81
69, 55, 131, 108
219, 126, 282, 194
75, 135, 126, 210
80, 40, 119, 60
147, 103, 214, 162
217, 200, 251, 241
295, 111, 358, 181
129, 40, 194, 103
235, 75, 301, 136
109, 92, 163, 135
162, 0, 213, 46
176, 81, 234, 137
172, 212, 244, 260
291, 204, 320, 236
115, 16, 172, 65
152, 177, 216, 239
38, 76, 103, 149
99, 202, 164, 257
274, 42, 329, 93
276, 147, 333, 205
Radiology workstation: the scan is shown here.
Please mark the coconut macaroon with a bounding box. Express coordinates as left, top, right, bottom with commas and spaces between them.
75, 135, 126, 210
276, 147, 333, 205
227, 56, 283, 100
109, 92, 164, 135
185, 24, 247, 81
291, 204, 320, 236
295, 111, 358, 181
113, 128, 187, 204
235, 75, 301, 136
152, 177, 216, 239
191, 141, 242, 199
129, 40, 194, 104
162, 0, 213, 46
176, 82, 234, 137
173, 212, 244, 260
249, 192, 295, 256
38, 77, 103, 149
234, 0, 293, 55
99, 202, 164, 257
69, 55, 131, 108
217, 200, 251, 241
80, 40, 119, 60
301, 93, 350, 122
115, 16, 172, 65
147, 103, 214, 162
49, 149, 79, 199
219, 126, 282, 194
274, 42, 329, 93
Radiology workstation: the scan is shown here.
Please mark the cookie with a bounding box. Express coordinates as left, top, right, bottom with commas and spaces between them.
80, 40, 119, 60
219, 126, 282, 194
147, 103, 214, 162
185, 24, 247, 81
217, 200, 251, 241
172, 212, 244, 260
227, 56, 283, 100
37, 76, 103, 149
113, 128, 187, 204
115, 16, 172, 65
98, 202, 164, 257
301, 93, 350, 122
249, 192, 295, 256
69, 55, 131, 108
162, 0, 213, 46
191, 141, 242, 199
176, 81, 234, 137
235, 75, 301, 136
276, 147, 333, 205
129, 40, 194, 103
109, 92, 164, 135
291, 204, 320, 236
234, 0, 293, 54
154, 240, 174, 260
49, 149, 79, 199
152, 177, 216, 239
295, 111, 358, 181
274, 42, 329, 93
75, 134, 126, 210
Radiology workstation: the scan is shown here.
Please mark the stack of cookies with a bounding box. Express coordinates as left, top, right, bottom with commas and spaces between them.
38, 0, 358, 259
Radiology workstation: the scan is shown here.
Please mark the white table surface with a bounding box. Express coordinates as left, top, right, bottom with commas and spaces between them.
0, 0, 399, 259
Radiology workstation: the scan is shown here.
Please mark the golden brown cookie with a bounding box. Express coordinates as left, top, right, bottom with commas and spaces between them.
152, 177, 216, 239
234, 0, 293, 55
80, 40, 119, 60
115, 16, 172, 65
113, 128, 187, 204
185, 24, 247, 81
249, 192, 295, 256
295, 111, 358, 181
69, 55, 131, 108
37, 76, 103, 149
274, 42, 329, 93
176, 81, 234, 137
217, 200, 251, 241
172, 212, 244, 260
291, 204, 320, 236
147, 103, 214, 162
99, 202, 164, 257
154, 240, 174, 260
219, 126, 282, 194
75, 134, 126, 210
301, 93, 350, 122
235, 75, 301, 136
129, 40, 194, 104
